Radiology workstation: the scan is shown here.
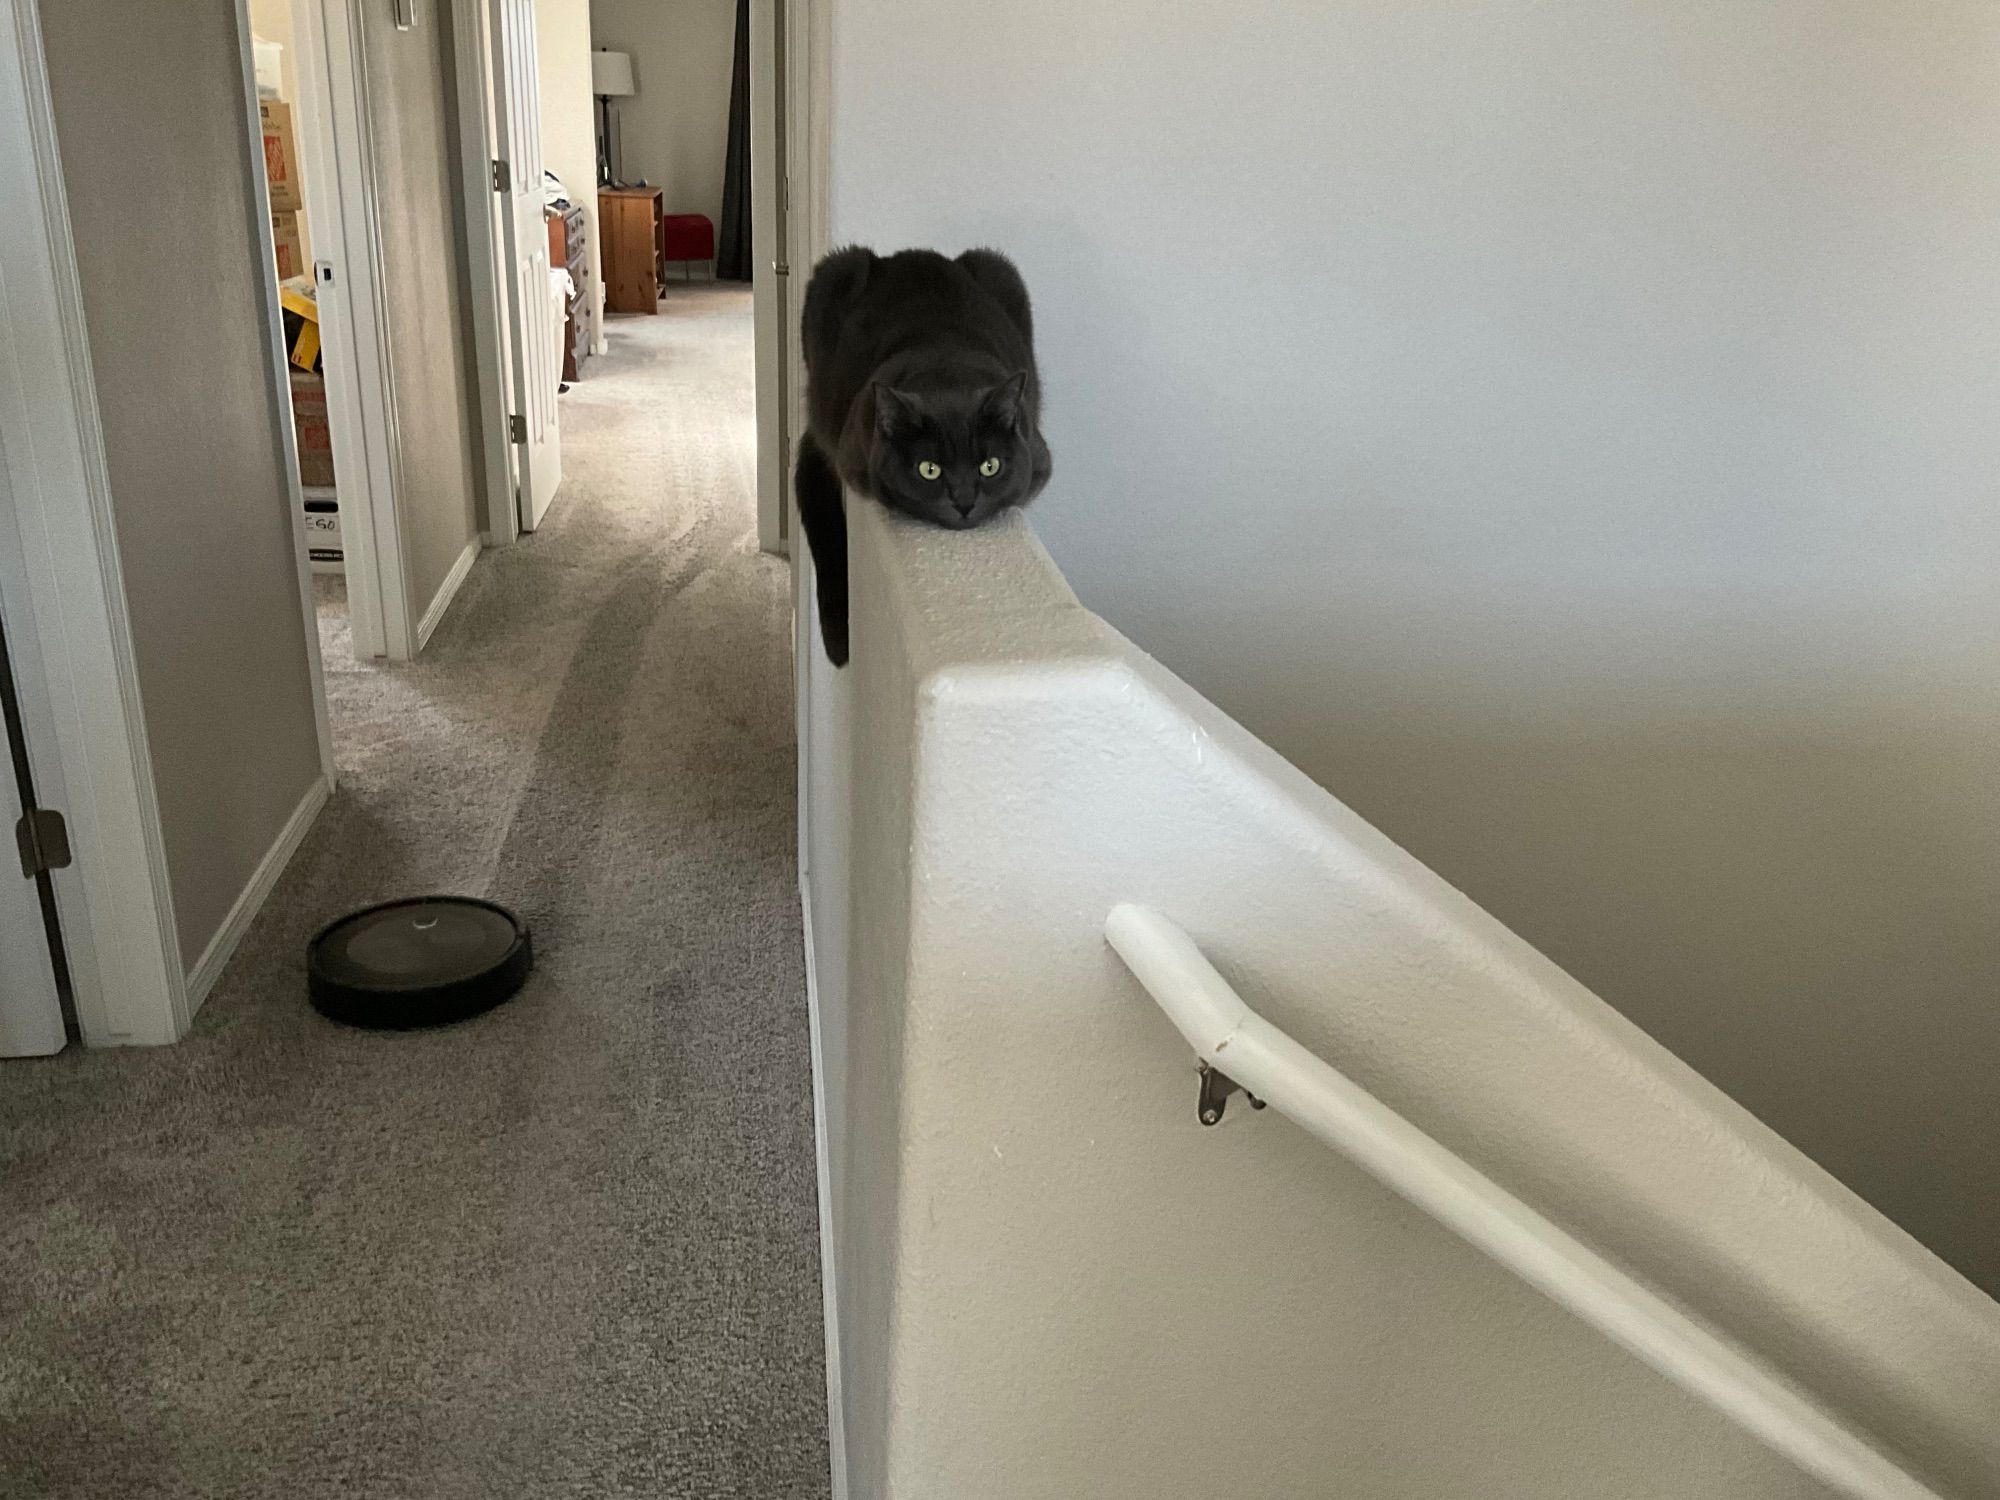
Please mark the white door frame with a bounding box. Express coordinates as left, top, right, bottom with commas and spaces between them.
752, 0, 824, 559
774, 3, 839, 1492
750, 0, 788, 558
451, 0, 522, 548
493, 0, 563, 532
0, 0, 192, 1045
453, 0, 566, 541
292, 0, 419, 659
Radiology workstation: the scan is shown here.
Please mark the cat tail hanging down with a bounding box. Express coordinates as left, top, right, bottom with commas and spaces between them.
793, 432, 849, 667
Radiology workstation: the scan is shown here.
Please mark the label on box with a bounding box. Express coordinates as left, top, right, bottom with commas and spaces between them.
304, 505, 342, 565
260, 100, 303, 214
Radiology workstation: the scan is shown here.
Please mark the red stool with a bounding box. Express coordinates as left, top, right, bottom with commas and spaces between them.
659, 213, 715, 282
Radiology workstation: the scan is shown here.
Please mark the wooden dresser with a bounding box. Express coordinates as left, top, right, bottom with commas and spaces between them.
598, 185, 662, 314
546, 204, 589, 381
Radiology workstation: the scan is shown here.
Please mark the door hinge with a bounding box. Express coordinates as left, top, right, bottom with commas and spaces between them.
509, 413, 527, 444
491, 158, 511, 193
16, 807, 70, 879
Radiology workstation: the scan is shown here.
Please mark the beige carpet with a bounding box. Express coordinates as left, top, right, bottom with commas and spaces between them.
0, 286, 830, 1498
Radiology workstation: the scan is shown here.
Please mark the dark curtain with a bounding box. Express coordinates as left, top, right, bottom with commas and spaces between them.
716, 0, 753, 281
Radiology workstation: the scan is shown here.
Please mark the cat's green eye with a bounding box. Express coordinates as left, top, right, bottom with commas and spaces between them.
979, 457, 1003, 478
917, 460, 942, 481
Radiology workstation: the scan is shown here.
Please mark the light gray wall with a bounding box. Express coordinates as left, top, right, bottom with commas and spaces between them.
591, 0, 734, 226
39, 0, 324, 971
826, 0, 2000, 1296
362, 0, 486, 616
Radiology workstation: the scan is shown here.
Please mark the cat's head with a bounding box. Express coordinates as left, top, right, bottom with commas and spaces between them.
867, 374, 1038, 530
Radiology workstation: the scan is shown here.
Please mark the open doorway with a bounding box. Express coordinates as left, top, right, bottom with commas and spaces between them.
246, 0, 364, 677
244, 0, 401, 667
0, 0, 816, 1050
558, 0, 794, 555
276, 0, 502, 664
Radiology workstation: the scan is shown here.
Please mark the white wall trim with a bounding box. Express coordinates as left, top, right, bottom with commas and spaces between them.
234, 0, 337, 788
798, 882, 850, 1500
415, 534, 481, 650
451, 0, 519, 548
185, 775, 332, 1013
0, 0, 187, 1046
789, 1, 838, 1486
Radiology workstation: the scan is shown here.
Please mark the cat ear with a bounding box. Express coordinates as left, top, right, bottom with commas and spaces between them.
981, 371, 1029, 423
873, 383, 920, 434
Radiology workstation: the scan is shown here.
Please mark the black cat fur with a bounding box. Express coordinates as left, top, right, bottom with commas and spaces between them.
794, 247, 1052, 665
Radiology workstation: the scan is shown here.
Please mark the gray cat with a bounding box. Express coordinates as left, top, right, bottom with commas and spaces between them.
793, 247, 1053, 665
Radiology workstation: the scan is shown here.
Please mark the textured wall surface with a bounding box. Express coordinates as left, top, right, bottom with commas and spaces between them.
822, 0, 2000, 1297
39, 0, 324, 976
799, 499, 2000, 1500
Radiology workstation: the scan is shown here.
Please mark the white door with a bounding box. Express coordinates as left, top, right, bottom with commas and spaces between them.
489, 0, 561, 531
293, 0, 414, 658
0, 612, 65, 1058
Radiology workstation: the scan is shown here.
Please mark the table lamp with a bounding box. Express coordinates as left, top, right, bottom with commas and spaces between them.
592, 50, 636, 187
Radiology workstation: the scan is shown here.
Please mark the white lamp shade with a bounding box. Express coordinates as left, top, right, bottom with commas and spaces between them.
592, 50, 636, 97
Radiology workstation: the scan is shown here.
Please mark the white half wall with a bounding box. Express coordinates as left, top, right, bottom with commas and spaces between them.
821, 0, 2000, 1297
799, 498, 2000, 1500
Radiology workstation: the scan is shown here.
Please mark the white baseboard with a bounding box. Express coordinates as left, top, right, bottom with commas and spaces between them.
415, 536, 481, 651
799, 882, 850, 1500
184, 775, 332, 1014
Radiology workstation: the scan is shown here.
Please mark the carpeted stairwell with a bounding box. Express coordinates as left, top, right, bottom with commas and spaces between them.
0, 288, 831, 1499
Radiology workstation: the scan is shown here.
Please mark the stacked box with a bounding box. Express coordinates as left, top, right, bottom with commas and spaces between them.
271, 213, 304, 280
260, 100, 303, 214
289, 367, 335, 489
279, 282, 322, 372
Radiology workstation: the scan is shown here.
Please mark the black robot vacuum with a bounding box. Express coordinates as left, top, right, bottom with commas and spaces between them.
308, 896, 531, 1029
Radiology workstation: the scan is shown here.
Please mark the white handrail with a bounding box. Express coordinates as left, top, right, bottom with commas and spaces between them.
1104, 903, 1949, 1500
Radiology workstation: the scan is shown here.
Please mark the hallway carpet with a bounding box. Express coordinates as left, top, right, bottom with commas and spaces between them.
0, 288, 830, 1498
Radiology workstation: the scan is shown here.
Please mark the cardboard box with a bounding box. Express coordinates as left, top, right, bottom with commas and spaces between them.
271, 212, 304, 281
260, 99, 303, 214
279, 281, 322, 372
289, 368, 335, 489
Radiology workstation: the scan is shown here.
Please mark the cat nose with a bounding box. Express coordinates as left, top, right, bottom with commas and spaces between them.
951, 494, 975, 517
